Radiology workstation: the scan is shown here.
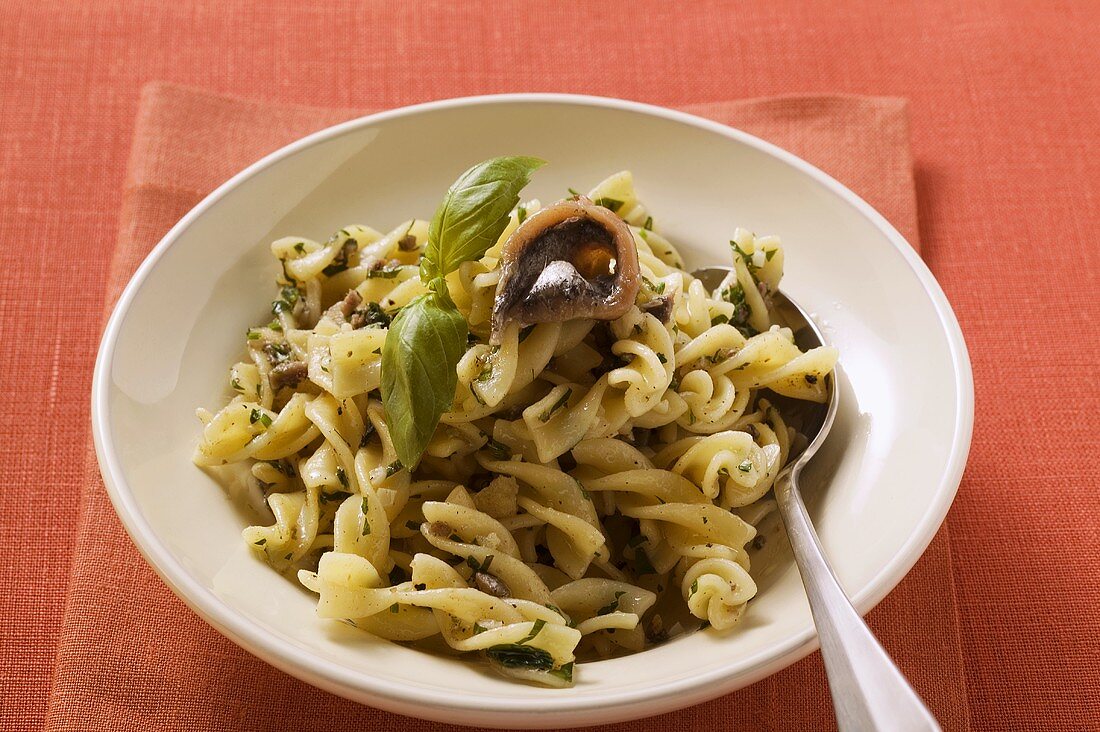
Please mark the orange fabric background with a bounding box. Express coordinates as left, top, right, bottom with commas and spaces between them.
1, 2, 1097, 730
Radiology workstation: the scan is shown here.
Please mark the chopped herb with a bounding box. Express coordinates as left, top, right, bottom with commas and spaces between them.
484, 437, 511, 460
361, 498, 371, 535
593, 196, 623, 212
567, 187, 581, 197
263, 342, 293, 364
805, 373, 819, 384
476, 359, 493, 383
389, 603, 399, 614
268, 460, 295, 477
516, 205, 527, 224
267, 318, 283, 332
711, 314, 729, 326
320, 490, 351, 504
549, 661, 574, 683
253, 538, 267, 546
689, 579, 699, 596
293, 242, 306, 254
284, 552, 293, 560
597, 591, 626, 616
230, 377, 243, 391
721, 282, 746, 308
414, 582, 427, 591
472, 623, 487, 635
702, 516, 709, 524
720, 281, 757, 335
517, 618, 547, 644
738, 459, 754, 473
730, 240, 757, 271
544, 603, 567, 619
365, 265, 402, 279
247, 329, 261, 340
465, 554, 494, 573
641, 276, 665, 294
322, 239, 356, 276
384, 460, 403, 478
656, 352, 667, 364
279, 258, 298, 285
336, 467, 349, 488
539, 389, 572, 423
249, 409, 272, 428
486, 644, 553, 671
643, 216, 653, 231
765, 248, 777, 261
353, 301, 391, 329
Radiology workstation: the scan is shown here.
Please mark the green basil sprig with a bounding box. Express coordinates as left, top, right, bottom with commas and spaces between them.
381, 156, 544, 467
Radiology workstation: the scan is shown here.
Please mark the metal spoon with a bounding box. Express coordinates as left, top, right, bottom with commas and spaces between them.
693, 267, 940, 732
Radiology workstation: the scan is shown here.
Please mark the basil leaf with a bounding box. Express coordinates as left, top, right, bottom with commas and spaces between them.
380, 289, 468, 467
421, 156, 545, 281
485, 644, 554, 671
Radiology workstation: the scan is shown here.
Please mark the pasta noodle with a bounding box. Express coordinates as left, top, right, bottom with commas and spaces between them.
195, 171, 838, 686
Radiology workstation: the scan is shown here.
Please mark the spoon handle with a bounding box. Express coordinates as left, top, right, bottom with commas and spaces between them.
775, 472, 942, 732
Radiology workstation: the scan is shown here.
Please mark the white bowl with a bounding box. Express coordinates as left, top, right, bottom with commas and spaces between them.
92, 94, 973, 728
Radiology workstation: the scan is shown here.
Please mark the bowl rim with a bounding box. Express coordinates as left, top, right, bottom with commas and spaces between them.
92, 92, 974, 722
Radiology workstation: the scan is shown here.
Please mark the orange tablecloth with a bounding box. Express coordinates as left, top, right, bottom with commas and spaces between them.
1, 3, 1097, 731
52, 83, 966, 732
